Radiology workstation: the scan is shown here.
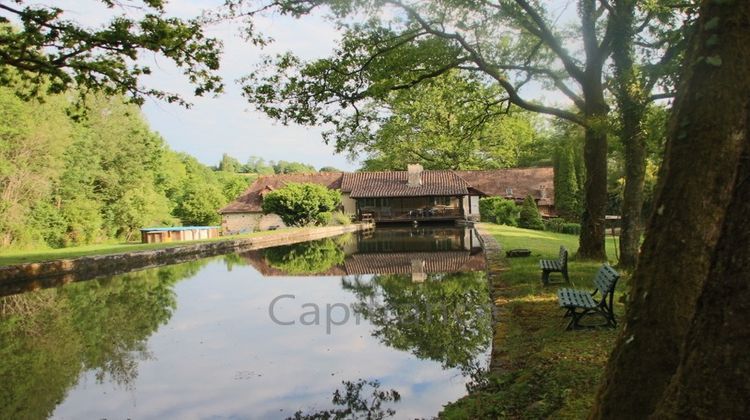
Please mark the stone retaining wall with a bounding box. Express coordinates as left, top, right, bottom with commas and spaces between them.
0, 224, 371, 293
475, 223, 511, 375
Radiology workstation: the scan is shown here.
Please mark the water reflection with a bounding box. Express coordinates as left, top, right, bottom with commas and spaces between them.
343, 272, 491, 376
0, 260, 208, 419
287, 379, 400, 420
240, 226, 485, 279
0, 226, 489, 418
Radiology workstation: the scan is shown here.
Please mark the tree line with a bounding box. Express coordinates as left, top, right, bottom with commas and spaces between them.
0, 85, 249, 249
217, 153, 335, 174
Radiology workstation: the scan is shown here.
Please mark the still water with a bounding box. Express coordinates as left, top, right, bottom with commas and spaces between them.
0, 226, 490, 419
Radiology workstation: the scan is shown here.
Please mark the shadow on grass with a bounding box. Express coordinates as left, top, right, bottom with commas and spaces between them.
440, 224, 627, 419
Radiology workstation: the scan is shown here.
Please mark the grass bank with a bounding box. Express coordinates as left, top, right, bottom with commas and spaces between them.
0, 228, 299, 266
441, 224, 627, 419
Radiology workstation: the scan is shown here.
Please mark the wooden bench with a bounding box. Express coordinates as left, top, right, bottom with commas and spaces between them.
557, 264, 620, 330
540, 246, 569, 285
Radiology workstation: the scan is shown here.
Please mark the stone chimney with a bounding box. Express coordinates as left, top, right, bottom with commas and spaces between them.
407, 164, 423, 187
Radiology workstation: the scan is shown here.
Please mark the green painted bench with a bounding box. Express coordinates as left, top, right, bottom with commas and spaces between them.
557, 264, 620, 330
540, 246, 569, 285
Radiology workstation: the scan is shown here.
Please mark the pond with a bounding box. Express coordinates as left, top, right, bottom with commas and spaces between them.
0, 226, 491, 419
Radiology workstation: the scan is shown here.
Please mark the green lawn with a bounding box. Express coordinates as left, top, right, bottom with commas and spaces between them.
441, 224, 628, 419
0, 227, 299, 266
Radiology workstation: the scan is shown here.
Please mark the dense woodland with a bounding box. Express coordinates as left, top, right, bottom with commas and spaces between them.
0, 85, 254, 249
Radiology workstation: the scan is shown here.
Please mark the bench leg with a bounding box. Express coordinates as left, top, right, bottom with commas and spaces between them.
563, 269, 570, 283
541, 270, 550, 286
566, 311, 583, 330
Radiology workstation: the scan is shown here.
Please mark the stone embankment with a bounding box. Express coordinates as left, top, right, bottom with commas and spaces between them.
0, 223, 371, 294
475, 223, 511, 375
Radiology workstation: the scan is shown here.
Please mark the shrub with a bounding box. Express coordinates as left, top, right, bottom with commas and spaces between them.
479, 197, 519, 226
330, 211, 352, 226
543, 217, 566, 233
518, 195, 544, 230
542, 218, 581, 235
261, 182, 341, 226
561, 223, 581, 235
315, 211, 333, 226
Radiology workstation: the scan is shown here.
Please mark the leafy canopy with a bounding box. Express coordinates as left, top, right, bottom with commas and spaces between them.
0, 1, 222, 105
358, 71, 537, 170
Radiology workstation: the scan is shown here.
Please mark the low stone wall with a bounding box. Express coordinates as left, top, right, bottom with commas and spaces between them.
0, 224, 371, 293
475, 223, 511, 375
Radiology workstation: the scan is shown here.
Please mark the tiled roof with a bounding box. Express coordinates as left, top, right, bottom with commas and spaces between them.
341, 171, 470, 198
219, 172, 344, 214
455, 167, 554, 206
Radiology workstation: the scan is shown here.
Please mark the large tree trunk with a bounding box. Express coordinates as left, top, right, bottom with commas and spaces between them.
653, 133, 750, 418
611, 0, 647, 269
590, 1, 750, 418
577, 0, 609, 261
577, 91, 609, 260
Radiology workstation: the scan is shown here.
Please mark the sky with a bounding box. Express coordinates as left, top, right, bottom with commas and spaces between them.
48, 0, 577, 171
141, 3, 356, 170
54, 0, 354, 170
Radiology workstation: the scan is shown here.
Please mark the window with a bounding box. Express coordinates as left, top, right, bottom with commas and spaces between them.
361, 198, 390, 207
433, 196, 451, 206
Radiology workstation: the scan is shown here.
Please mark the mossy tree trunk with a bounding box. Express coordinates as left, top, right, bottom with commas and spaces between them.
590, 1, 750, 418
611, 0, 647, 269
652, 138, 750, 418
577, 0, 610, 261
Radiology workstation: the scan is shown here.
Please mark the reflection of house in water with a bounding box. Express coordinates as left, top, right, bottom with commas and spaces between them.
240, 227, 485, 281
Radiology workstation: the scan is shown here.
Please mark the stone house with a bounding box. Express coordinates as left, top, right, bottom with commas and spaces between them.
218, 165, 554, 233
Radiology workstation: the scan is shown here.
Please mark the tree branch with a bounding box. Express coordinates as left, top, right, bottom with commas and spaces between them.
386, 0, 584, 125
512, 0, 586, 84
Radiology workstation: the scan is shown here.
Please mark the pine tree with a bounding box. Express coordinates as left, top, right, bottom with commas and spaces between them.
519, 195, 544, 230
554, 143, 581, 221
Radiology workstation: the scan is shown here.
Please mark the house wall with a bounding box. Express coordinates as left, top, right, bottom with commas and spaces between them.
221, 213, 289, 233
258, 214, 286, 230
222, 213, 261, 234
341, 194, 357, 215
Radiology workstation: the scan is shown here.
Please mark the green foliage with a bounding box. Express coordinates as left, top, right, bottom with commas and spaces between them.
518, 196, 544, 230
173, 183, 224, 226
261, 182, 341, 226
552, 124, 584, 221
215, 172, 252, 202
479, 197, 520, 226
273, 160, 317, 174
0, 86, 243, 249
318, 166, 342, 172
244, 156, 275, 175
0, 3, 222, 106
264, 238, 345, 274
330, 211, 352, 226
218, 153, 242, 173
543, 218, 582, 235
0, 260, 206, 419
356, 72, 538, 170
